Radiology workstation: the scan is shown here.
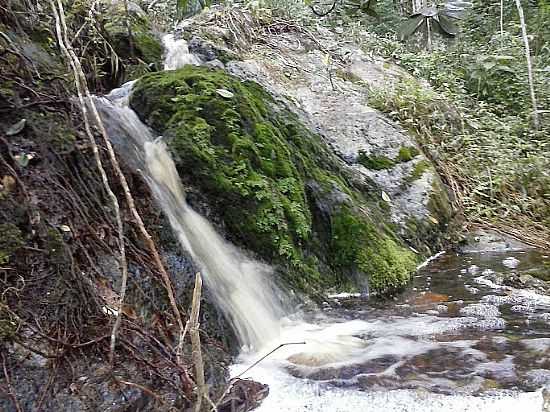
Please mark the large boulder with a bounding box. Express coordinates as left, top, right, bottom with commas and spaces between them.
177, 8, 454, 256
131, 65, 418, 295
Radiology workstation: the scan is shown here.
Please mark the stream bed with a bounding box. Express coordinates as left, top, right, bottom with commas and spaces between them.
232, 248, 550, 411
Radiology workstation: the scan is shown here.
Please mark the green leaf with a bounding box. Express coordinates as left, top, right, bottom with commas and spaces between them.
438, 14, 459, 36
398, 15, 425, 41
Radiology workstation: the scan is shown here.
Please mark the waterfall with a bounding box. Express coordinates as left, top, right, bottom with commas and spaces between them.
94, 36, 289, 351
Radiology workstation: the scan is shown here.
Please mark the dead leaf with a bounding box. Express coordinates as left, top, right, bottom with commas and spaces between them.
428, 215, 439, 224
6, 119, 26, 136
122, 305, 137, 320
14, 153, 34, 167
414, 292, 449, 305
1, 175, 16, 194
381, 191, 391, 203
215, 88, 234, 98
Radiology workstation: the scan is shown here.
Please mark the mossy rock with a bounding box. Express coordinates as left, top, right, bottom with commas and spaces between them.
397, 146, 420, 162
131, 66, 418, 295
103, 3, 162, 80
0, 223, 24, 265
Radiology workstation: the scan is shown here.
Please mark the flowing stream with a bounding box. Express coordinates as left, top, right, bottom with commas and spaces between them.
95, 35, 550, 411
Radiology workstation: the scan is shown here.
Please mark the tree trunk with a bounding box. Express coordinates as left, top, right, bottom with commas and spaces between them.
514, 0, 540, 129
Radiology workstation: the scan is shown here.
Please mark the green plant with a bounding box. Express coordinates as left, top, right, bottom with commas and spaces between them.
397, 1, 472, 48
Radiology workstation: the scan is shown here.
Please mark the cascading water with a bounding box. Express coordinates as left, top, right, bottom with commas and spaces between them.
95, 34, 549, 411
95, 86, 288, 351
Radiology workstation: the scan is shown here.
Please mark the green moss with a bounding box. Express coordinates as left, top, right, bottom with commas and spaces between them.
45, 227, 67, 264
0, 308, 17, 341
358, 146, 420, 171
427, 179, 453, 228
131, 66, 419, 294
357, 151, 395, 170
397, 146, 420, 162
330, 205, 417, 293
0, 223, 24, 264
407, 160, 431, 183
133, 32, 162, 63
26, 111, 76, 152
104, 8, 162, 67
335, 69, 364, 83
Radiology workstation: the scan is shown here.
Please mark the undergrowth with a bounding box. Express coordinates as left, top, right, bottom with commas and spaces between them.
362, 10, 550, 247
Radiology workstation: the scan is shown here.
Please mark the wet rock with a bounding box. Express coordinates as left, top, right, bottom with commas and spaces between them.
464, 285, 479, 294
436, 304, 448, 313
461, 230, 533, 253
218, 378, 269, 412
503, 273, 549, 292
503, 257, 521, 269
509, 304, 535, 313
459, 303, 501, 319
526, 369, 550, 387
467, 265, 480, 275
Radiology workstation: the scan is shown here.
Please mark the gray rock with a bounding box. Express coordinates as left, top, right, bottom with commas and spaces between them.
502, 256, 520, 269
461, 229, 533, 253
459, 303, 501, 319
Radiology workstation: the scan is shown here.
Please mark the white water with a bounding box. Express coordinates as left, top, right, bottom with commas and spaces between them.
162, 34, 200, 70
95, 36, 546, 411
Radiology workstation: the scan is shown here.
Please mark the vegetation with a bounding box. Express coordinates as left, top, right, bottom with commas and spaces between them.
360, 1, 550, 247
252, 0, 548, 247
1, 0, 549, 409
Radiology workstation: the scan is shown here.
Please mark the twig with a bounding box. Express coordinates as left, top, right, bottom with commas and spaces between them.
48, 0, 128, 369
212, 341, 306, 411
2, 353, 23, 412
49, 0, 188, 380
188, 272, 210, 412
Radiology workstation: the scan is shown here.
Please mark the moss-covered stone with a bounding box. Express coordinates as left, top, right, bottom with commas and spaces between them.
330, 205, 417, 291
131, 66, 419, 294
357, 151, 395, 170
103, 3, 162, 81
0, 307, 18, 341
397, 146, 420, 162
407, 159, 431, 183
